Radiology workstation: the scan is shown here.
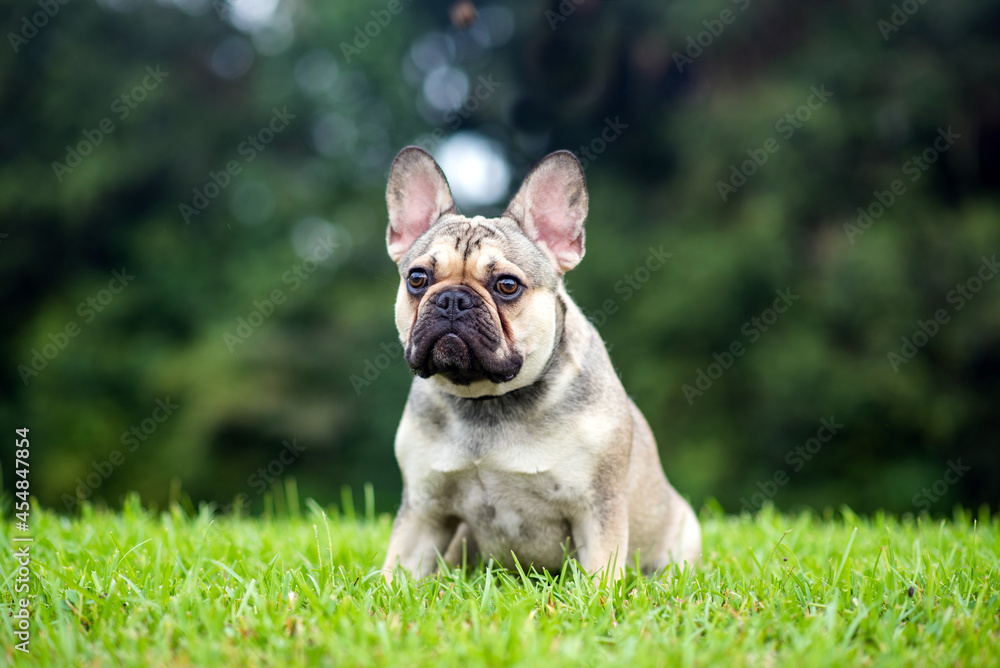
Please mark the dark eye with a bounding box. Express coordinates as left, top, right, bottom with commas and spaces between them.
495, 277, 521, 297
407, 270, 429, 293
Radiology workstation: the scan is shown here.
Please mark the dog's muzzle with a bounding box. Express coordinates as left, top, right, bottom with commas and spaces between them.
406, 286, 523, 385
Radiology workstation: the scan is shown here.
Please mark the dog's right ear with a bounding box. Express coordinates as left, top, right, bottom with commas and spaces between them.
503, 151, 588, 274
385, 146, 458, 263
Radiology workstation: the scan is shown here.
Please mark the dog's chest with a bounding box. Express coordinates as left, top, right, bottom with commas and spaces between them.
447, 460, 579, 568
410, 437, 588, 569
398, 392, 614, 568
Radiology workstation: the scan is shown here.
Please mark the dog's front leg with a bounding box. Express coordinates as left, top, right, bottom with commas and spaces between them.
381, 502, 455, 581
571, 498, 630, 583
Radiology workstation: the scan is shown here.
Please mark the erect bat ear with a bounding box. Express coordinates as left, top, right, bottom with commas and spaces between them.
385, 146, 458, 263
503, 151, 588, 274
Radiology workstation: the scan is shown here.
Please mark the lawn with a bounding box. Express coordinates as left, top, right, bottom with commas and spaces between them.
2, 487, 998, 667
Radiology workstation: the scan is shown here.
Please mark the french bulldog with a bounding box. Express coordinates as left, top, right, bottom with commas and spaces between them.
380, 146, 701, 582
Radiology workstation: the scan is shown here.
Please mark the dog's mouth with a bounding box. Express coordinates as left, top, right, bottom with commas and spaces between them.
430, 333, 473, 378
407, 323, 522, 386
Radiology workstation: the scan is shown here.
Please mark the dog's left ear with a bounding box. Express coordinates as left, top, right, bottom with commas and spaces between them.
386, 146, 458, 263
504, 151, 588, 273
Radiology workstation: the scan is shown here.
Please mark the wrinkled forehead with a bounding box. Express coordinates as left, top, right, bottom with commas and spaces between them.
401, 215, 556, 287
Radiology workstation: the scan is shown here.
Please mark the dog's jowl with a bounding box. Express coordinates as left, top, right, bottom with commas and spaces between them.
381, 146, 701, 582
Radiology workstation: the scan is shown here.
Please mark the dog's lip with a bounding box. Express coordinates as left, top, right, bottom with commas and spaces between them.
431, 333, 468, 359
431, 331, 468, 352
406, 311, 524, 386
407, 330, 521, 385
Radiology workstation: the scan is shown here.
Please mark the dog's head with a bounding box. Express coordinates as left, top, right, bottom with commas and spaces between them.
385, 146, 588, 398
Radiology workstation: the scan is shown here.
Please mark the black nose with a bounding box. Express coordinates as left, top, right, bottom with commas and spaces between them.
435, 288, 477, 317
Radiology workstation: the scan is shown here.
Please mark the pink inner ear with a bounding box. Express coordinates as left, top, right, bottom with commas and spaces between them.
527, 178, 584, 267
389, 171, 447, 258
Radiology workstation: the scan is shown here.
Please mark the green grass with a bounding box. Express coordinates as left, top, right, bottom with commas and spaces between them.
2, 489, 998, 667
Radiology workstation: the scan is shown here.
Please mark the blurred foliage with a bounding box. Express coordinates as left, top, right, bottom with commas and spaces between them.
1, 0, 998, 515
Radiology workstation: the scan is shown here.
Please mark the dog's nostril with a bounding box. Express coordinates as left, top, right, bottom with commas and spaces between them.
435, 289, 474, 313
435, 292, 456, 311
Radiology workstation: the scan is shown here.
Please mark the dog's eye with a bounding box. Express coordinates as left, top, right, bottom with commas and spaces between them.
495, 277, 521, 297
407, 270, 429, 293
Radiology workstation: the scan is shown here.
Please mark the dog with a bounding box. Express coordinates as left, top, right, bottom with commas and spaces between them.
380, 146, 701, 582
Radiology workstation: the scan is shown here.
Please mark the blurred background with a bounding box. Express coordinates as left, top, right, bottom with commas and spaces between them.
2, 0, 998, 517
